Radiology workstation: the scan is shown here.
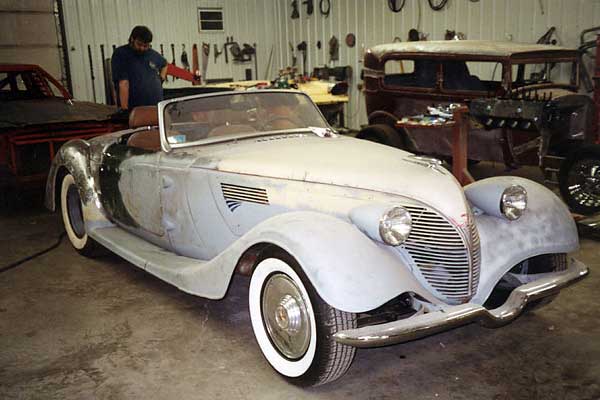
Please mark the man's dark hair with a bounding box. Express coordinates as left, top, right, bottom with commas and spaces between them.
129, 26, 153, 43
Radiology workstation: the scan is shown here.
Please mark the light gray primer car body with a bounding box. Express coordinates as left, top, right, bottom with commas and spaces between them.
46, 90, 587, 346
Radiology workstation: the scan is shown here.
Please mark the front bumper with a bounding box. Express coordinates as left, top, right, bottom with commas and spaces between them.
333, 258, 588, 348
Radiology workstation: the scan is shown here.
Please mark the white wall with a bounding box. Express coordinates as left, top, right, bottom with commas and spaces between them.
63, 0, 600, 128
63, 0, 280, 103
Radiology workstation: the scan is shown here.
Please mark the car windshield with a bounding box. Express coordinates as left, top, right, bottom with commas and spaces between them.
511, 61, 575, 87
162, 91, 329, 146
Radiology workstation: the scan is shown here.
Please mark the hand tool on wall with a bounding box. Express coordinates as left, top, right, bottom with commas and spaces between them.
100, 44, 109, 104
303, 0, 313, 15
170, 43, 176, 81
160, 44, 164, 57
181, 44, 190, 71
202, 42, 210, 83
329, 36, 339, 62
224, 36, 236, 64
87, 44, 96, 102
291, 0, 299, 19
253, 43, 258, 80
192, 44, 200, 82
213, 43, 223, 63
297, 41, 307, 76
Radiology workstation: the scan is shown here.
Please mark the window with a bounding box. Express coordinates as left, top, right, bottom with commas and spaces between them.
511, 62, 575, 87
383, 59, 437, 88
441, 61, 502, 92
198, 7, 224, 32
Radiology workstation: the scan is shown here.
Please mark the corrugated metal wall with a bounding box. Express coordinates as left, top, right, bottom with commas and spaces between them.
64, 0, 600, 129
63, 0, 279, 103
274, 0, 600, 129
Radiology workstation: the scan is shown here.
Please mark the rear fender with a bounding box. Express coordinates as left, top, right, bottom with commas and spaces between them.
44, 139, 111, 230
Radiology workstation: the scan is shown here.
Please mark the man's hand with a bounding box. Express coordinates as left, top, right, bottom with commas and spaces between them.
110, 108, 130, 122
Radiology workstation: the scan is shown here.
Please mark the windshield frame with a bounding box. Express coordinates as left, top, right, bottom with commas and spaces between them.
158, 89, 330, 152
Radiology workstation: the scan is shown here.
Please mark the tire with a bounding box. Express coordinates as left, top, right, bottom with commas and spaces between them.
356, 124, 405, 149
60, 174, 101, 257
249, 250, 357, 387
558, 145, 600, 215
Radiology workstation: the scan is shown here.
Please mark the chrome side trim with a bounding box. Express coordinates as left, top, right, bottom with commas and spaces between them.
333, 258, 588, 348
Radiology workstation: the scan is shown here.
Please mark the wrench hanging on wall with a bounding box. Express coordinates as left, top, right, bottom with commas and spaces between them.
87, 44, 96, 102
202, 42, 210, 82
181, 44, 190, 71
170, 43, 176, 81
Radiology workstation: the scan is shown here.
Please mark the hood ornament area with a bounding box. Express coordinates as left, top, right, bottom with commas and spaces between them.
403, 155, 447, 175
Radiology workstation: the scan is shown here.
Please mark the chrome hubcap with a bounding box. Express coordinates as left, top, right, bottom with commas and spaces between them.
567, 159, 600, 208
261, 273, 310, 360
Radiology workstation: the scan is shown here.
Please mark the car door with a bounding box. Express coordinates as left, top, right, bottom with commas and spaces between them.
99, 141, 165, 241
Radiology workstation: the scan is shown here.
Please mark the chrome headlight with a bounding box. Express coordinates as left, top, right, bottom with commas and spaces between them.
379, 207, 412, 245
501, 185, 527, 220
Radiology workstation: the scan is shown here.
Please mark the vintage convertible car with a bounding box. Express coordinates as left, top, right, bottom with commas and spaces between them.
45, 90, 588, 386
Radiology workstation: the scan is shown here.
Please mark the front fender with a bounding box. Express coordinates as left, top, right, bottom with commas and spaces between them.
466, 177, 579, 304
242, 212, 438, 313
179, 211, 437, 313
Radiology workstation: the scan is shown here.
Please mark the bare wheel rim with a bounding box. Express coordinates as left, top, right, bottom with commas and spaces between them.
261, 273, 311, 360
566, 158, 600, 208
66, 184, 86, 238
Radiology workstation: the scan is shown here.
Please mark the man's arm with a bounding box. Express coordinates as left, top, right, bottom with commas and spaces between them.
160, 65, 168, 83
118, 80, 129, 110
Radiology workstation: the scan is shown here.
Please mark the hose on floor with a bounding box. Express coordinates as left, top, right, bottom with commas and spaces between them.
0, 232, 66, 274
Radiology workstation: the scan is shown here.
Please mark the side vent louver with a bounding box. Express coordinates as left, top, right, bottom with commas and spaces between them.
221, 183, 269, 212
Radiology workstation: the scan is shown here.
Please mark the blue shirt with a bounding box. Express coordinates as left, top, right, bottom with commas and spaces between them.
111, 45, 167, 109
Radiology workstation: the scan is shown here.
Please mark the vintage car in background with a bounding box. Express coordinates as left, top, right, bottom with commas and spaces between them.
46, 90, 588, 386
0, 64, 125, 195
359, 41, 600, 215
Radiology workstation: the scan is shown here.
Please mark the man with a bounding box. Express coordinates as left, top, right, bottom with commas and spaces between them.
111, 26, 167, 112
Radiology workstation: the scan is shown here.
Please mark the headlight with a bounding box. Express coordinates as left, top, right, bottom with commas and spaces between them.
501, 185, 527, 220
379, 207, 412, 245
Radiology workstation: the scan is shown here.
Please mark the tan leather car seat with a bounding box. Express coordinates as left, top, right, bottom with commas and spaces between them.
127, 106, 161, 151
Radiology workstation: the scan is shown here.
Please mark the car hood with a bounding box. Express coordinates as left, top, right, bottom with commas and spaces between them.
189, 134, 469, 222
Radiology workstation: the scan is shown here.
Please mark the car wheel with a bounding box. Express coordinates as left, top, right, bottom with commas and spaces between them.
60, 174, 101, 256
357, 124, 405, 149
558, 145, 600, 215
249, 251, 357, 386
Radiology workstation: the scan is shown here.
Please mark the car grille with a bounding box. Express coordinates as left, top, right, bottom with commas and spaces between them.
400, 205, 481, 304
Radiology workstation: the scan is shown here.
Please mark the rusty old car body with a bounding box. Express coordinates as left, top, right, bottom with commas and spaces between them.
0, 64, 124, 193
45, 90, 588, 386
360, 40, 600, 215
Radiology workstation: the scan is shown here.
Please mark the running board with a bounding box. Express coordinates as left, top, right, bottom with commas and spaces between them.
89, 226, 212, 295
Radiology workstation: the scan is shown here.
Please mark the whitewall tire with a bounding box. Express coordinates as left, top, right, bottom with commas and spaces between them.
60, 174, 100, 257
249, 250, 357, 386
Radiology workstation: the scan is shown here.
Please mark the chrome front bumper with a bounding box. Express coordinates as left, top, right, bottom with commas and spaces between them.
333, 258, 589, 348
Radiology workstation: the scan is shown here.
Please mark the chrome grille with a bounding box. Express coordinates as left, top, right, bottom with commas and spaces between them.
400, 205, 479, 304
553, 254, 568, 272
468, 212, 481, 295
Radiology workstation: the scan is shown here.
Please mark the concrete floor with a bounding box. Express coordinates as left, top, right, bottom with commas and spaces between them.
1, 164, 599, 399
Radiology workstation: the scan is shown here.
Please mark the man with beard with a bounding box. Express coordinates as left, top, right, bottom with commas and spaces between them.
111, 26, 167, 112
